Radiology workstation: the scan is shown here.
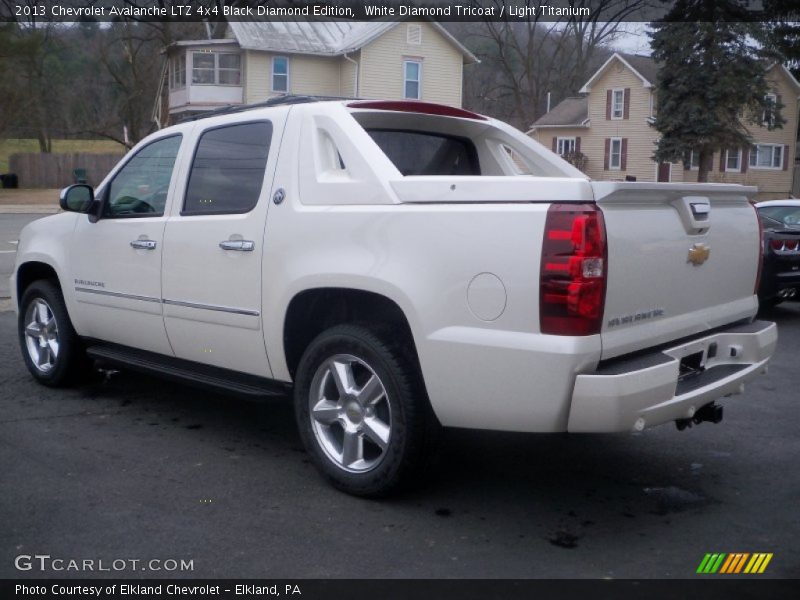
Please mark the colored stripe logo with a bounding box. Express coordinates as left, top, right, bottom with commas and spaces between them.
697, 553, 773, 574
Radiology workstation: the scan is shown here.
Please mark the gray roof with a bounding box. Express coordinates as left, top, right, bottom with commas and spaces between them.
531, 96, 588, 128
619, 52, 658, 85
226, 21, 477, 63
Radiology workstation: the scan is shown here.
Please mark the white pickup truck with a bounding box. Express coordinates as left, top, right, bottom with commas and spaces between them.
12, 98, 777, 496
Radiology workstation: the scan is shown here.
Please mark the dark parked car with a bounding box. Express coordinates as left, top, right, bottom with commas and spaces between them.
756, 200, 800, 306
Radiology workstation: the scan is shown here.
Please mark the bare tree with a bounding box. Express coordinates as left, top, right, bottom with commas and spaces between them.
0, 24, 25, 140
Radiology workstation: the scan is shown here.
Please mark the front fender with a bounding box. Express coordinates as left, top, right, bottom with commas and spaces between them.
13, 212, 78, 313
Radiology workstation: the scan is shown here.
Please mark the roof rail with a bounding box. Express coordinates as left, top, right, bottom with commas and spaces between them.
179, 95, 357, 123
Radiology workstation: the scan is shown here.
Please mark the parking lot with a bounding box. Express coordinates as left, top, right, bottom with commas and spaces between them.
2, 312, 799, 577
1, 215, 799, 579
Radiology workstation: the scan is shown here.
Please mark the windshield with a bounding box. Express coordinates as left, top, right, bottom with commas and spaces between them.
758, 206, 800, 230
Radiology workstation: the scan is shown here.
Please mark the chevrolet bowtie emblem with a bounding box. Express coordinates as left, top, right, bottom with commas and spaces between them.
688, 243, 711, 266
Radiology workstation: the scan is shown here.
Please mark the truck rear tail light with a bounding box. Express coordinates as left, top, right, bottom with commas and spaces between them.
540, 203, 607, 336
770, 239, 784, 251
785, 239, 799, 251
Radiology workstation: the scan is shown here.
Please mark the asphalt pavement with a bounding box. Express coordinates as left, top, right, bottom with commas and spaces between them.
1, 302, 799, 579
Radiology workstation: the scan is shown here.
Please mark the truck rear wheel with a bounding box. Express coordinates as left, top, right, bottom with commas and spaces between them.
293, 324, 438, 497
18, 280, 90, 387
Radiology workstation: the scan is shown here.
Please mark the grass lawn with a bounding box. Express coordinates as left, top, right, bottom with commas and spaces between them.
0, 188, 61, 206
0, 139, 126, 173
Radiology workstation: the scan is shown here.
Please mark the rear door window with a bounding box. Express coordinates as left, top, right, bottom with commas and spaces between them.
365, 129, 480, 176
183, 121, 272, 215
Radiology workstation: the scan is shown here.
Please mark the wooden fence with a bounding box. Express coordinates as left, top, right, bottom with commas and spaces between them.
8, 152, 124, 189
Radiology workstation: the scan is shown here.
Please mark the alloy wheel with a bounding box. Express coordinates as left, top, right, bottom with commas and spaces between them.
24, 298, 60, 372
308, 354, 392, 473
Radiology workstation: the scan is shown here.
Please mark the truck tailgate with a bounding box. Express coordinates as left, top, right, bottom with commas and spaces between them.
593, 182, 760, 360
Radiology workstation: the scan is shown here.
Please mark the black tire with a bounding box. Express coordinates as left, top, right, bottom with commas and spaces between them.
18, 279, 91, 387
293, 324, 440, 497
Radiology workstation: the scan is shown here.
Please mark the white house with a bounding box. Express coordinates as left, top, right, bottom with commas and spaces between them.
160, 20, 478, 123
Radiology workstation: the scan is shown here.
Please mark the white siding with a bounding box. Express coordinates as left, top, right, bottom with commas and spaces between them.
359, 22, 463, 106
339, 51, 360, 99
582, 62, 671, 183
244, 50, 270, 101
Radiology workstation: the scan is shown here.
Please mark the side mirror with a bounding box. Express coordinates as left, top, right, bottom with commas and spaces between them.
59, 184, 94, 213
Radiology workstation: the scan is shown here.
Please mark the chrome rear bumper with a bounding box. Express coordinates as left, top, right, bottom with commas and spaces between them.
567, 320, 777, 432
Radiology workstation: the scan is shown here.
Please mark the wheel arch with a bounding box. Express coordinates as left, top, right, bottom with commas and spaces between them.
16, 260, 61, 302
282, 287, 423, 383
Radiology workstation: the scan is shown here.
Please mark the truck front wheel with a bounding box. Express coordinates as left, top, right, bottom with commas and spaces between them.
18, 280, 90, 387
293, 324, 438, 497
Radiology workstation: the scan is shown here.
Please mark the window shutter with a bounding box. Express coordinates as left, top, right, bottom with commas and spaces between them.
604, 138, 610, 170
620, 138, 628, 170
552, 137, 557, 152
623, 88, 630, 119
784, 145, 789, 170
575, 137, 581, 153
606, 90, 612, 120
719, 151, 726, 172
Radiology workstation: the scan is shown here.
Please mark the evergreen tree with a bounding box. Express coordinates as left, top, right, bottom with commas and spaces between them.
649, 0, 784, 182
760, 0, 800, 79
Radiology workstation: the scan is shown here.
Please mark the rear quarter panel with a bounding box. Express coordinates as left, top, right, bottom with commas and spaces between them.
262, 198, 602, 431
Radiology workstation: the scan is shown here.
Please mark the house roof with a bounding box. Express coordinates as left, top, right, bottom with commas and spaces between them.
532, 52, 799, 131
621, 53, 659, 86
529, 96, 589, 129
226, 20, 478, 63
579, 52, 657, 93
579, 52, 800, 96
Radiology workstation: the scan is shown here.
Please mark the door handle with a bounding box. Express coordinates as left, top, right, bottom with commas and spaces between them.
130, 239, 157, 250
219, 240, 255, 252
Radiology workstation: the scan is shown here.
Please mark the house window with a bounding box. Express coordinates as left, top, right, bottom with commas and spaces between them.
191, 52, 241, 85
272, 56, 289, 92
611, 88, 624, 119
763, 93, 777, 126
689, 150, 700, 170
749, 144, 783, 169
609, 137, 622, 169
725, 149, 742, 172
217, 53, 241, 85
407, 24, 422, 45
169, 54, 186, 90
557, 137, 576, 156
192, 52, 215, 84
404, 60, 421, 100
